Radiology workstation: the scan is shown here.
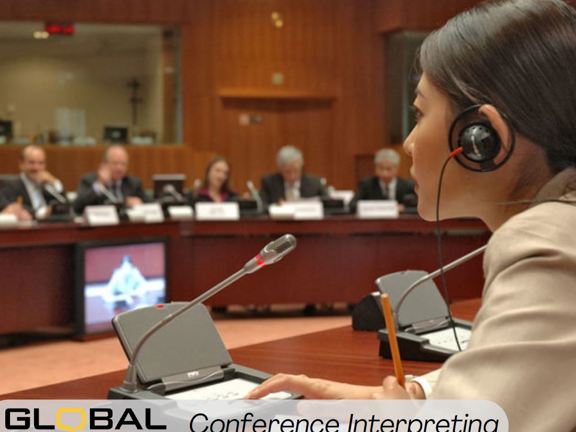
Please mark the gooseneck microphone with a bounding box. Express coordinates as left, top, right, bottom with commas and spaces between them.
392, 244, 487, 330
162, 184, 185, 202
246, 180, 264, 212
95, 182, 120, 204
43, 183, 67, 204
192, 178, 202, 192
120, 233, 297, 393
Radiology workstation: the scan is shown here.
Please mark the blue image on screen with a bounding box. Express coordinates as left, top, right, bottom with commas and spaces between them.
80, 241, 167, 335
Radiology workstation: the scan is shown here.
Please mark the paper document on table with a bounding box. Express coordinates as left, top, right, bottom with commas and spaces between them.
423, 327, 470, 351
166, 377, 292, 400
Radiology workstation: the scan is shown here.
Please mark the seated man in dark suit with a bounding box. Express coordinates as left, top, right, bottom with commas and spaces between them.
350, 148, 416, 212
0, 144, 67, 220
74, 145, 149, 214
260, 145, 327, 205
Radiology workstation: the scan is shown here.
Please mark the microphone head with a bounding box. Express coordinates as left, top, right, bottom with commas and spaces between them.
243, 234, 297, 273
163, 184, 175, 193
260, 233, 297, 263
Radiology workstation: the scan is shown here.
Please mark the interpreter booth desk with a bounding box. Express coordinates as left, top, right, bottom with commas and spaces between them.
0, 215, 488, 335
1, 299, 480, 400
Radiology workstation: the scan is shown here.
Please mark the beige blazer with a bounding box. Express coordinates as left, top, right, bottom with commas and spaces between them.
427, 168, 576, 432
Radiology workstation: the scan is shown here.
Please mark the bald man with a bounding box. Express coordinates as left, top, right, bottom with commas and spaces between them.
0, 144, 66, 220
74, 145, 149, 214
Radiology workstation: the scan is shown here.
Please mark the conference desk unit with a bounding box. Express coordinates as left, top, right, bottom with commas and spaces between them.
1, 299, 479, 400
0, 216, 489, 335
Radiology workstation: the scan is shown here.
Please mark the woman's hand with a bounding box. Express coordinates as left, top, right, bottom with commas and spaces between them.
372, 376, 425, 400
246, 374, 381, 399
245, 374, 425, 400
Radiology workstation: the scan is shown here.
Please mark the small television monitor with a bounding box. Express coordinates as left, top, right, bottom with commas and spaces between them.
0, 120, 13, 140
152, 174, 186, 200
75, 238, 168, 336
103, 126, 129, 144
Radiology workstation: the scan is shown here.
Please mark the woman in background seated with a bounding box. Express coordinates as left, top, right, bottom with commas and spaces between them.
194, 157, 238, 315
192, 157, 237, 204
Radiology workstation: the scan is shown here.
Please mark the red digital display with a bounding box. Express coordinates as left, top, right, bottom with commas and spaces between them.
44, 22, 75, 36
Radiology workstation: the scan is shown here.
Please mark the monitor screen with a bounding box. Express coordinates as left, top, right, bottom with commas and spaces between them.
103, 126, 129, 144
152, 174, 186, 199
0, 120, 13, 139
75, 238, 167, 335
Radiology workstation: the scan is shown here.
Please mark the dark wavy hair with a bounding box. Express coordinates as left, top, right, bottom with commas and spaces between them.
417, 0, 576, 174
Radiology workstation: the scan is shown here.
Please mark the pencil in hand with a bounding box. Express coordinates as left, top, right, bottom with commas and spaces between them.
380, 293, 405, 388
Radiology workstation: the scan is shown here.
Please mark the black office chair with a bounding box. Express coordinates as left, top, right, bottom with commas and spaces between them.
0, 174, 19, 190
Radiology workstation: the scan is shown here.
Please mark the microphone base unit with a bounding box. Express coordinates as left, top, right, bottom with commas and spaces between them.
109, 302, 299, 401
321, 198, 349, 215
378, 318, 472, 362
108, 364, 281, 400
238, 198, 265, 216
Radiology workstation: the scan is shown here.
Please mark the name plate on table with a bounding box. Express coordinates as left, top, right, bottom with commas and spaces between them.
0, 214, 18, 226
195, 202, 240, 221
167, 205, 194, 220
291, 201, 324, 220
268, 201, 324, 220
129, 203, 165, 223
268, 204, 295, 219
357, 200, 399, 219
84, 205, 119, 226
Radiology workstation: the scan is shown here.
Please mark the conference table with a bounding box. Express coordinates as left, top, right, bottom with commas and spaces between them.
0, 215, 489, 336
1, 300, 479, 400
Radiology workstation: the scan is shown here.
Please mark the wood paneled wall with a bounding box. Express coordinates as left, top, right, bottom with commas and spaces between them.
374, 0, 482, 33
0, 0, 498, 192
182, 0, 385, 191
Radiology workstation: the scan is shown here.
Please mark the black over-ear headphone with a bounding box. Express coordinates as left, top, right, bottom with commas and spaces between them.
448, 104, 515, 172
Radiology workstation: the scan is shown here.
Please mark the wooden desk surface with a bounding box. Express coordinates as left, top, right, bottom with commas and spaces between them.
1, 299, 480, 400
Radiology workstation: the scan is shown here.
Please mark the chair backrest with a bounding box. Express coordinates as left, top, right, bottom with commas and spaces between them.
0, 174, 19, 190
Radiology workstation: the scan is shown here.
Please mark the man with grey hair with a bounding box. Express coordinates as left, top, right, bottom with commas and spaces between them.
350, 148, 415, 211
260, 145, 327, 205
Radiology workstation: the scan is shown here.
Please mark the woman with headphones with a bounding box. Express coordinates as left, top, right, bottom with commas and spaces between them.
247, 0, 576, 429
